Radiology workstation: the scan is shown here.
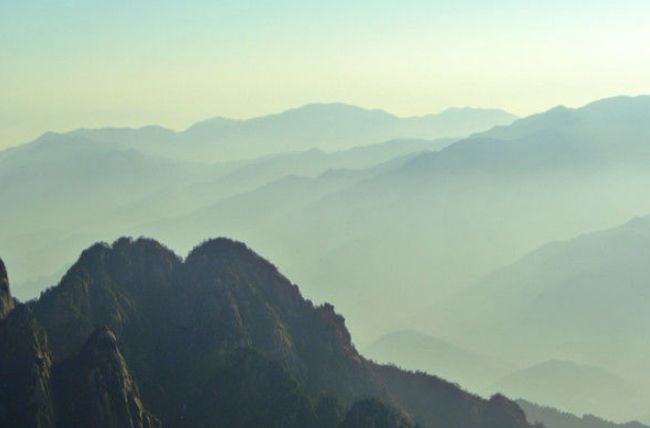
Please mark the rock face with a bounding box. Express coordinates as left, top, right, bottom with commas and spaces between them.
0, 258, 15, 319
0, 305, 55, 428
53, 326, 160, 428
0, 259, 158, 428
2, 237, 532, 428
338, 399, 415, 428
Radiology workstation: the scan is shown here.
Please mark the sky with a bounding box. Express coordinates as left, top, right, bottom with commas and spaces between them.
1, 0, 650, 149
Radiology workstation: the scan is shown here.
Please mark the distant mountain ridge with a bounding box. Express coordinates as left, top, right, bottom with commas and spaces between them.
440, 214, 650, 422
0, 130, 451, 294
364, 330, 514, 395
491, 360, 643, 422
517, 399, 649, 428
41, 103, 516, 162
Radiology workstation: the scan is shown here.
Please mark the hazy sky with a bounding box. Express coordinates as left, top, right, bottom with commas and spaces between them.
2, 0, 649, 149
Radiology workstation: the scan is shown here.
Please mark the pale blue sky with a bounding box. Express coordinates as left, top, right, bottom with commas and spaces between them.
2, 0, 649, 148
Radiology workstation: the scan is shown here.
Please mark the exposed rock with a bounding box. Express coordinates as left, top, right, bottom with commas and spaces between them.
53, 326, 160, 428
0, 258, 15, 319
0, 305, 56, 428
338, 398, 416, 428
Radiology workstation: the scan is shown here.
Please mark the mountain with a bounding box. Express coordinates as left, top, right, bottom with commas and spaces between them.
65, 103, 514, 162
436, 215, 650, 422
0, 239, 533, 428
0, 132, 222, 290
448, 215, 650, 363
0, 301, 159, 427
517, 399, 649, 428
492, 360, 644, 423
480, 96, 650, 148
364, 330, 514, 395
170, 137, 454, 203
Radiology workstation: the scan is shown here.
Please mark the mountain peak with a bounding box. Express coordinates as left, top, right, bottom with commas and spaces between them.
186, 237, 266, 263
281, 102, 396, 118
185, 237, 282, 280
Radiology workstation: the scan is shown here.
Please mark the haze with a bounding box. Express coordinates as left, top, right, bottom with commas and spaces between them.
2, 0, 650, 149
3, 2, 650, 428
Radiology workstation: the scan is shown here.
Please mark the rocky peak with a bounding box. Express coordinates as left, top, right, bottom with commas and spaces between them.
54, 326, 160, 428
0, 257, 15, 319
184, 237, 282, 279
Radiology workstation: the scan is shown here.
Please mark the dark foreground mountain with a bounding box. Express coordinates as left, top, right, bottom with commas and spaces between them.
0, 238, 532, 428
517, 399, 649, 428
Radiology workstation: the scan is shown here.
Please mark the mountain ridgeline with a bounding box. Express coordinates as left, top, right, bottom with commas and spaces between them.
0, 238, 532, 428
60, 103, 516, 162
517, 400, 649, 428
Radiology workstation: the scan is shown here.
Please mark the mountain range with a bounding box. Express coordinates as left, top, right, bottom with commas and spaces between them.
2, 102, 509, 294
363, 330, 514, 394
60, 103, 516, 162
142, 95, 650, 343
517, 400, 649, 428
0, 132, 453, 295
433, 215, 650, 422
4, 96, 650, 423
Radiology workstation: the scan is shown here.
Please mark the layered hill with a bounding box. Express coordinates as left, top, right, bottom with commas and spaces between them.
449, 215, 650, 361
517, 399, 649, 428
0, 133, 453, 298
438, 215, 650, 422
148, 95, 650, 342
1, 126, 454, 296
491, 360, 643, 422
62, 103, 515, 162
0, 238, 532, 428
364, 330, 514, 395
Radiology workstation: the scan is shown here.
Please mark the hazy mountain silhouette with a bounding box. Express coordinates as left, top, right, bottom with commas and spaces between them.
364, 330, 514, 395
0, 132, 450, 296
450, 215, 650, 361
0, 133, 221, 290
146, 95, 650, 343
491, 360, 644, 423
62, 103, 514, 162
0, 240, 533, 428
517, 399, 649, 428
436, 215, 650, 422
